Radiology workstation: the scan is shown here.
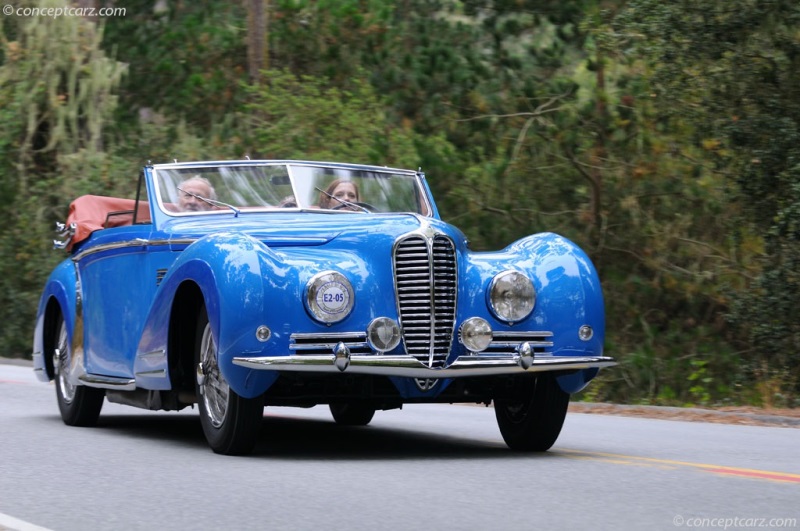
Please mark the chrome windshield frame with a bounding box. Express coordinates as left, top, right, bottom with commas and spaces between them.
150, 160, 433, 217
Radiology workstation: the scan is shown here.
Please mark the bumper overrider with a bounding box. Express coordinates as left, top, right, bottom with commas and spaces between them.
232, 327, 616, 378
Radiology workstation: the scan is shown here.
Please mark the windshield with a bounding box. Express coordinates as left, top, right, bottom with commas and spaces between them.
153, 163, 431, 216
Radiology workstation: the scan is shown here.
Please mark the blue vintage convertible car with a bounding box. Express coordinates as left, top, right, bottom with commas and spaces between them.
32, 160, 614, 454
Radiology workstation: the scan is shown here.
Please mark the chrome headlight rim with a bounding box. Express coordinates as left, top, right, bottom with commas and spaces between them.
487, 270, 535, 323
304, 271, 354, 324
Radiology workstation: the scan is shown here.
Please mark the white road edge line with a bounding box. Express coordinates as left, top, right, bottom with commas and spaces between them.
0, 512, 53, 531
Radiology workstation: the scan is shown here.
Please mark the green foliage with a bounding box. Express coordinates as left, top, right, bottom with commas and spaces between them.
438, 1, 770, 405
270, 0, 394, 79
0, 1, 127, 356
618, 0, 800, 397
241, 68, 452, 166
0, 0, 796, 406
103, 0, 248, 128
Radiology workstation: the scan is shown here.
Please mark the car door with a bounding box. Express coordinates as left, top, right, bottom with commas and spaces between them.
77, 225, 158, 379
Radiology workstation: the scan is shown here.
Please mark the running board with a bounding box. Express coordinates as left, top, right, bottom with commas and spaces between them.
78, 373, 136, 391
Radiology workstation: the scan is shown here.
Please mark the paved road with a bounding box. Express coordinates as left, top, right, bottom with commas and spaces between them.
1, 362, 798, 531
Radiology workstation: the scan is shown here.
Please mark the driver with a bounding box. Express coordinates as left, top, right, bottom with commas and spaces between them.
318, 179, 360, 210
178, 176, 216, 212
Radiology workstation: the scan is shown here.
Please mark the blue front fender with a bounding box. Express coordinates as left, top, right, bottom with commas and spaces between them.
509, 233, 605, 394
464, 232, 605, 394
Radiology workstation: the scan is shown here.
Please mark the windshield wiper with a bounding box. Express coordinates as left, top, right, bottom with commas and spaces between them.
314, 187, 370, 213
177, 187, 241, 217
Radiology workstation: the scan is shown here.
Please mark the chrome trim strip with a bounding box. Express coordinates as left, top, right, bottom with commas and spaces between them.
137, 349, 166, 359
425, 235, 436, 367
232, 354, 616, 378
289, 343, 371, 351
291, 332, 366, 341
71, 238, 154, 261
166, 238, 196, 246
487, 332, 554, 352
134, 369, 167, 378
78, 373, 136, 390
167, 236, 330, 247
72, 235, 334, 261
153, 160, 418, 175
290, 332, 368, 351
488, 341, 553, 349
492, 331, 553, 339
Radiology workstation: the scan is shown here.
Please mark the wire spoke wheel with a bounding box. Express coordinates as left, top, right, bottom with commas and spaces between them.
195, 305, 264, 455
53, 315, 104, 426
55, 320, 76, 403
198, 323, 229, 428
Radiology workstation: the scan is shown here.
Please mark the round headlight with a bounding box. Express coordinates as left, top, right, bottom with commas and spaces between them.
488, 270, 535, 323
305, 271, 354, 324
367, 317, 401, 352
459, 317, 493, 352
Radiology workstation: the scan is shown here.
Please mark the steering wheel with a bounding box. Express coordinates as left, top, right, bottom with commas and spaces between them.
332, 202, 378, 213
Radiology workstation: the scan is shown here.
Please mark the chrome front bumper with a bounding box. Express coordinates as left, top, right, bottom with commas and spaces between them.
232, 349, 616, 378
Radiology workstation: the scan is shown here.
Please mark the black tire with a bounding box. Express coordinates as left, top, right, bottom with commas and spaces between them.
195, 305, 264, 455
494, 375, 570, 452
53, 315, 104, 427
329, 402, 376, 426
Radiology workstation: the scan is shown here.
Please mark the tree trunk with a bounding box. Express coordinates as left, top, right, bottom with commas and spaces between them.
247, 0, 269, 84
590, 49, 607, 232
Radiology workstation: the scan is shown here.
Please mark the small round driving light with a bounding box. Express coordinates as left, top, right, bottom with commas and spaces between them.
305, 271, 354, 324
255, 325, 271, 342
578, 325, 594, 341
488, 270, 535, 323
367, 317, 401, 352
459, 317, 493, 352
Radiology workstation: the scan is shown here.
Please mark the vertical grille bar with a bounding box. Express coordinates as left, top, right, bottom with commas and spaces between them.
394, 234, 457, 368
432, 236, 457, 363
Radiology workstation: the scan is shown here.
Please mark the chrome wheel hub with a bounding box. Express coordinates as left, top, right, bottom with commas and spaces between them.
55, 322, 76, 403
198, 323, 229, 428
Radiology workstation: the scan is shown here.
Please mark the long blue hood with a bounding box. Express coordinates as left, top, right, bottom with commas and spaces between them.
158, 212, 468, 252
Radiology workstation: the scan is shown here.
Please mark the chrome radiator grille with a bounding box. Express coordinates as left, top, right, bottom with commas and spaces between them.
394, 234, 457, 368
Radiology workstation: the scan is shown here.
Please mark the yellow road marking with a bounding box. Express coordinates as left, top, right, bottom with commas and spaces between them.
558, 449, 800, 484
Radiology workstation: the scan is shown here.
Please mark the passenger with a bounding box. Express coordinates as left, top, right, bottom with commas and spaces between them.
318, 179, 360, 210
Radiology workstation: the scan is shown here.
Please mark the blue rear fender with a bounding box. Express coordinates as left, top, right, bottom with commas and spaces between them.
32, 259, 78, 381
